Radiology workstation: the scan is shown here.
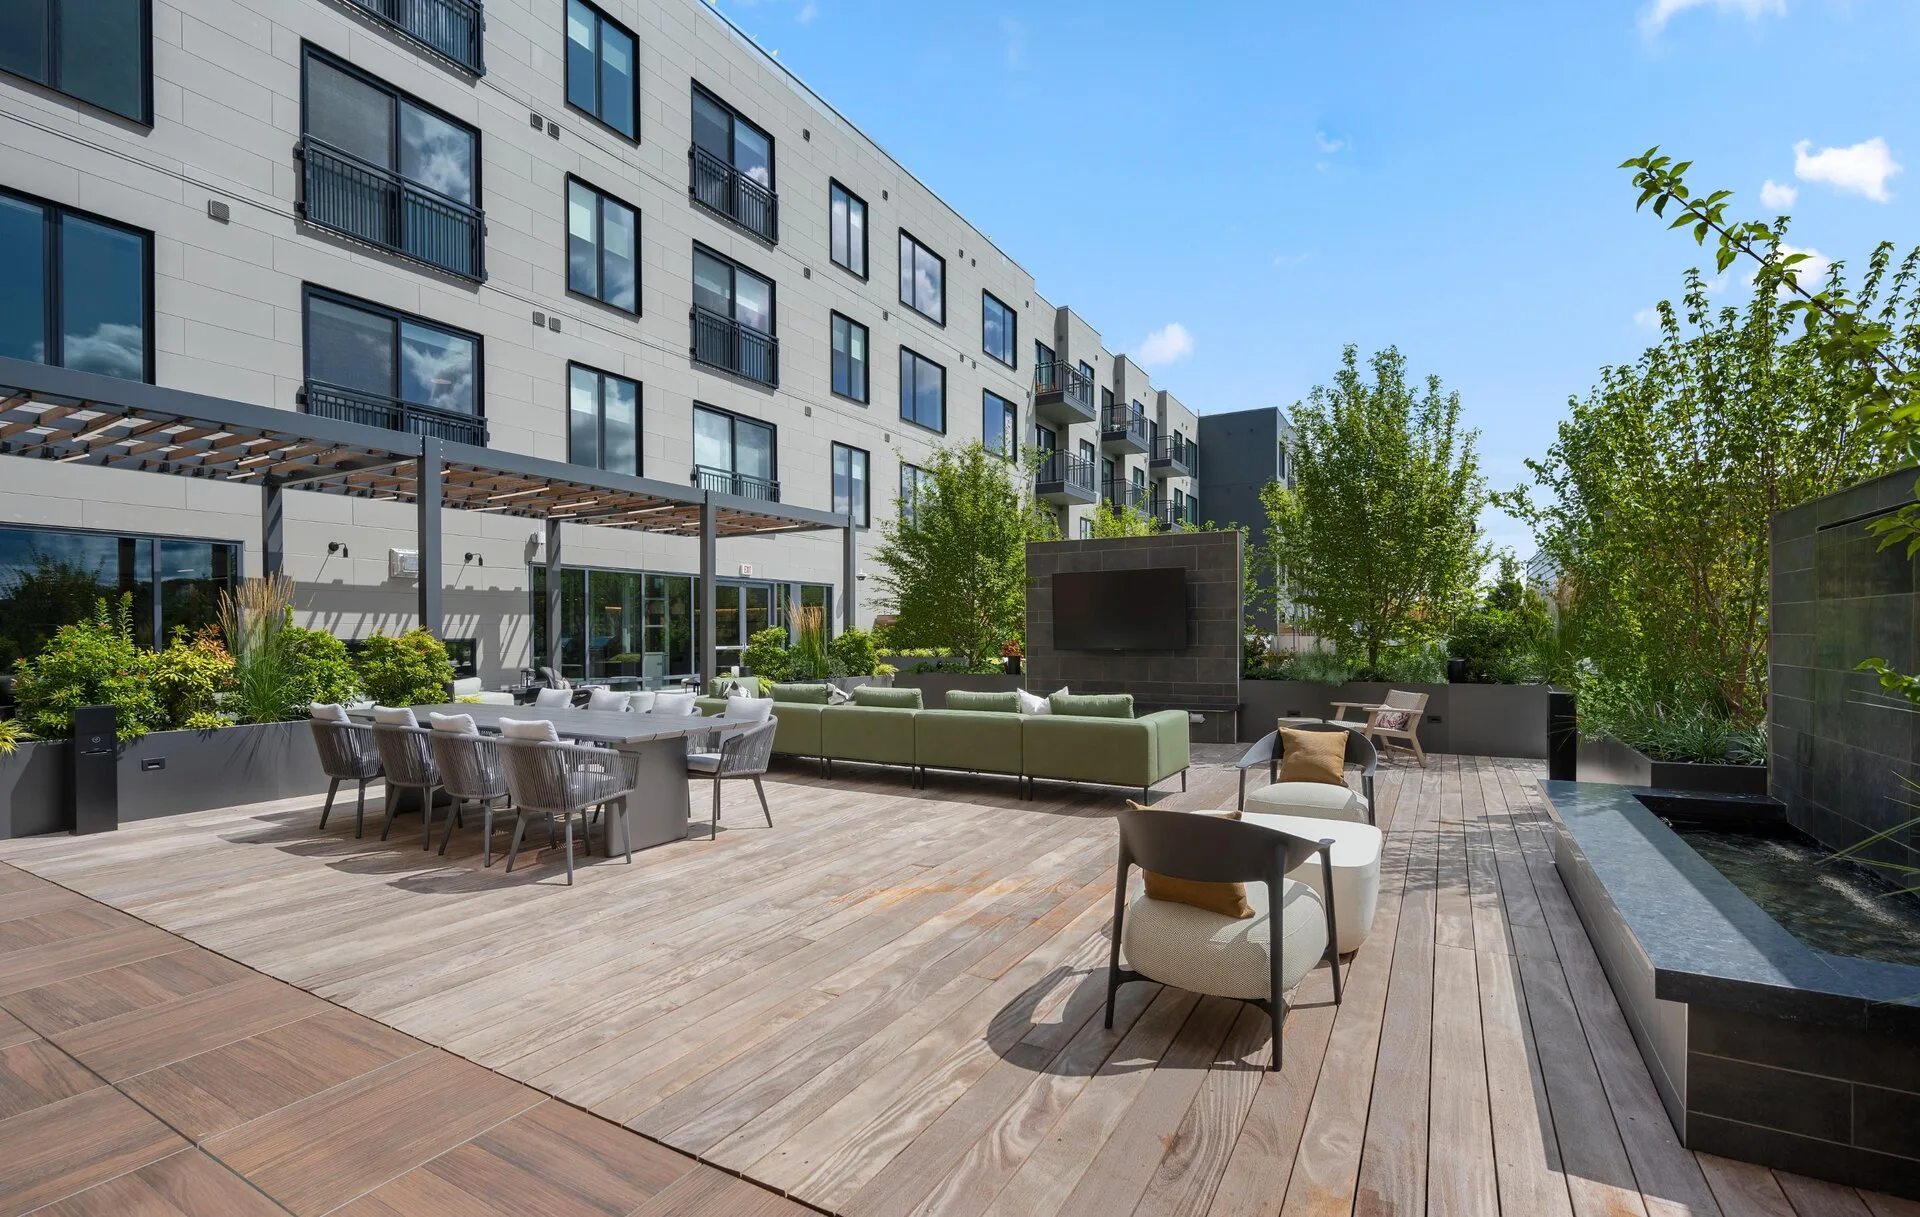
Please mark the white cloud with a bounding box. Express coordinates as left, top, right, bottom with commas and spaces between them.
1794, 137, 1901, 202
1641, 0, 1784, 35
1633, 307, 1662, 330
1314, 132, 1345, 154
1760, 179, 1798, 209
1136, 323, 1194, 367
797, 0, 817, 22
1777, 243, 1832, 288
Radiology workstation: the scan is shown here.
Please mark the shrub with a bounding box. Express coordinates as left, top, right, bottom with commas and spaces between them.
12, 595, 166, 740
1351, 643, 1447, 684
1447, 556, 1550, 684
790, 603, 830, 679
828, 627, 879, 677
1288, 649, 1353, 684
283, 625, 359, 707
742, 627, 793, 682
152, 627, 234, 728
0, 719, 33, 755
356, 630, 454, 707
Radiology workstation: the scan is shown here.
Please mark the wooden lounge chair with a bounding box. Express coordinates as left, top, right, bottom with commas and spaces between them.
1330, 689, 1429, 767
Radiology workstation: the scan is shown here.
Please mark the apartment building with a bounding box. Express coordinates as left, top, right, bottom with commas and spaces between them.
0, 0, 1199, 684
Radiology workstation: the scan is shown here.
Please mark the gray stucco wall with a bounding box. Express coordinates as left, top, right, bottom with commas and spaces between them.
1196, 408, 1280, 628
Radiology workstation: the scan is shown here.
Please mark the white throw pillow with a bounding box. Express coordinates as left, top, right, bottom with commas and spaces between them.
650, 690, 699, 716
726, 694, 774, 723
498, 717, 560, 742
428, 711, 477, 734
370, 706, 418, 727
625, 690, 657, 713
533, 687, 573, 708
309, 702, 349, 723
585, 688, 630, 712
827, 684, 852, 704
1016, 688, 1050, 715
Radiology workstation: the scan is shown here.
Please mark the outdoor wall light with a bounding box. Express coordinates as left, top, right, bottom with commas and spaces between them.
464, 552, 484, 567
326, 541, 349, 558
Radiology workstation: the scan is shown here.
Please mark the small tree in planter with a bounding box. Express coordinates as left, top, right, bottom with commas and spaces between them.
742, 627, 793, 682
356, 630, 455, 706
12, 595, 169, 740
828, 627, 879, 677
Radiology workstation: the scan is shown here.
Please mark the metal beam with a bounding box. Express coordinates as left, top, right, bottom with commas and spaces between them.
844, 508, 858, 634
699, 494, 717, 685
263, 477, 284, 578
417, 436, 443, 636
545, 516, 563, 677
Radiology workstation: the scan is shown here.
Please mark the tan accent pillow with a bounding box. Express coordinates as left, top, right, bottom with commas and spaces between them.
1277, 725, 1347, 785
1124, 801, 1252, 919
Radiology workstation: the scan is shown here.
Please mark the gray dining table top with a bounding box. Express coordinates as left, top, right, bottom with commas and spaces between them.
349, 703, 764, 745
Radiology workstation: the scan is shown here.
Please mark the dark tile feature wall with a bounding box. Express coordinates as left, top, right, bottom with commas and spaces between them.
1025, 532, 1241, 741
1771, 467, 1920, 874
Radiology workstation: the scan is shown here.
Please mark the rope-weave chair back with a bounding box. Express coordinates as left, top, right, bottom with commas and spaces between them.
310, 719, 381, 780
428, 731, 506, 802
720, 719, 778, 778
498, 738, 574, 815
1384, 689, 1427, 713
372, 723, 438, 787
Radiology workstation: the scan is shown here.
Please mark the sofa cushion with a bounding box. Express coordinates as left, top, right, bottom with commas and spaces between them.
821, 705, 918, 765
625, 690, 657, 713
499, 717, 559, 742
310, 703, 349, 723
852, 685, 923, 709
585, 688, 631, 712
1277, 726, 1347, 785
945, 689, 1021, 713
771, 682, 832, 705
371, 706, 418, 727
1021, 715, 1155, 786
427, 711, 477, 734
1050, 692, 1134, 719
726, 694, 775, 723
1121, 879, 1327, 1001
1245, 780, 1369, 823
650, 691, 700, 716
764, 702, 825, 756
914, 709, 1022, 775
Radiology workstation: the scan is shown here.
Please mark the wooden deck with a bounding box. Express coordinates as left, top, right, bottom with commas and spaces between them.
3, 750, 1916, 1217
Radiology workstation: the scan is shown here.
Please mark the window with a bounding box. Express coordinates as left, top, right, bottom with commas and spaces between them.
567, 364, 638, 475
0, 189, 150, 382
899, 462, 927, 524
691, 245, 777, 385
693, 403, 777, 500
898, 347, 945, 432
566, 177, 638, 313
1036, 424, 1056, 453
300, 48, 482, 279
1078, 438, 1096, 468
1035, 339, 1054, 367
692, 84, 776, 240
830, 312, 868, 402
302, 286, 483, 444
0, 0, 149, 122
982, 292, 1015, 367
565, 0, 637, 139
1078, 360, 1094, 391
898, 230, 944, 324
829, 180, 866, 278
0, 525, 236, 662
1079, 518, 1093, 540
983, 391, 1018, 458
832, 442, 869, 527
1100, 386, 1114, 417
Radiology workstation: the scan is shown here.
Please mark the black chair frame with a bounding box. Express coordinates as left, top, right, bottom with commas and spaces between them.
1105, 809, 1343, 1071
1235, 723, 1378, 822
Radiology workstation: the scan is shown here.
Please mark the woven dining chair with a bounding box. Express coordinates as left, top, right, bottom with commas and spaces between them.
686, 719, 778, 840
426, 729, 511, 862
496, 738, 640, 884
371, 723, 445, 849
308, 718, 383, 838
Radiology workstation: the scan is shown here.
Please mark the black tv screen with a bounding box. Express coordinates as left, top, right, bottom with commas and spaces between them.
1052, 567, 1188, 650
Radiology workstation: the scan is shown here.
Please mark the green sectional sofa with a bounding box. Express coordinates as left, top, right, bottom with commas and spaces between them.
694, 686, 1190, 798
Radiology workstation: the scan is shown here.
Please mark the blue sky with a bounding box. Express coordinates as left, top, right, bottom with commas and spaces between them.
717, 0, 1919, 557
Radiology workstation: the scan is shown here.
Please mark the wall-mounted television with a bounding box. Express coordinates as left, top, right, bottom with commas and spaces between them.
1052, 567, 1188, 651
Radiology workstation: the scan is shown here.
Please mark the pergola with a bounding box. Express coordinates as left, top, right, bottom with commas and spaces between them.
0, 357, 855, 684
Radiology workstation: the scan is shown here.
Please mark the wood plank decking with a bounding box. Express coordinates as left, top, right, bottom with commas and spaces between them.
3, 750, 1915, 1217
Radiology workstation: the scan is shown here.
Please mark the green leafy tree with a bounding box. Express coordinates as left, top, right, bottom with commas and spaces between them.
12, 595, 167, 740
827, 626, 879, 676
871, 441, 1058, 668
1447, 555, 1551, 684
355, 629, 454, 706
1263, 345, 1486, 668
741, 626, 793, 681
1504, 264, 1902, 722
1085, 498, 1160, 538
284, 625, 359, 707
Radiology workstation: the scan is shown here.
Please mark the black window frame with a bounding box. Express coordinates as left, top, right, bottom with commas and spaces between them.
692, 241, 776, 334
828, 179, 868, 279
564, 0, 640, 141
692, 400, 778, 483
300, 282, 485, 423
565, 361, 641, 476
831, 441, 870, 528
897, 229, 945, 326
829, 310, 869, 404
0, 0, 153, 125
0, 185, 155, 384
898, 345, 946, 434
983, 390, 1018, 460
899, 461, 926, 524
692, 82, 776, 190
565, 173, 640, 316
981, 291, 1016, 368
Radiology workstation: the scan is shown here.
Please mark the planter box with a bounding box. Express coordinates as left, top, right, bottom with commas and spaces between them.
1577, 735, 1768, 796
2, 721, 332, 839
879, 654, 966, 674
1239, 680, 1550, 759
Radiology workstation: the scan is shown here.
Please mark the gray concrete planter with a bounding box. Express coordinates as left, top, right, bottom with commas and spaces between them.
895, 672, 1023, 708
2, 721, 331, 839
1239, 680, 1549, 759
1576, 735, 1768, 796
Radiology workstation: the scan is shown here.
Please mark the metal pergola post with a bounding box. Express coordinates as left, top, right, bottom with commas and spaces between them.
262, 477, 284, 578
698, 494, 717, 683
545, 516, 563, 678
416, 436, 442, 636
843, 508, 857, 634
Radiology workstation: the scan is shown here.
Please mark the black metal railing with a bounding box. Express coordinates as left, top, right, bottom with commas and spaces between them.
299, 138, 485, 281
340, 0, 484, 72
302, 379, 487, 446
1034, 360, 1094, 412
1147, 496, 1195, 529
1034, 451, 1096, 495
1103, 478, 1146, 510
689, 145, 778, 242
690, 305, 779, 387
1150, 433, 1195, 472
693, 464, 780, 502
1101, 404, 1150, 447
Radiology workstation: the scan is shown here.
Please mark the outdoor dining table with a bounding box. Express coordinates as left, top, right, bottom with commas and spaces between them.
351, 705, 762, 853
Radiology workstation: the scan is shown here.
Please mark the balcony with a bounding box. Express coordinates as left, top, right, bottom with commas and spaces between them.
690, 306, 780, 388
339, 0, 484, 73
1147, 495, 1196, 530
1100, 404, 1150, 455
693, 465, 780, 502
298, 139, 485, 282
689, 146, 779, 243
1150, 433, 1195, 478
1034, 451, 1096, 506
302, 379, 487, 446
1102, 479, 1147, 512
1033, 361, 1095, 426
